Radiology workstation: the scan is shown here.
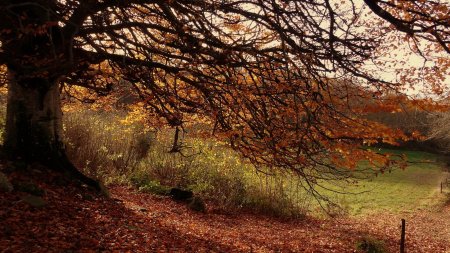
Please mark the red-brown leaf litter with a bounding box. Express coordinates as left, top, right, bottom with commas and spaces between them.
1, 166, 449, 252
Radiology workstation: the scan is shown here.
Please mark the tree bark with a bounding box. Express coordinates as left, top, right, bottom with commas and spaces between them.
3, 70, 102, 191
4, 71, 64, 162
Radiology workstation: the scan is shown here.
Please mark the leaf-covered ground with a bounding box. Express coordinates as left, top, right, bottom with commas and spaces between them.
1, 167, 449, 252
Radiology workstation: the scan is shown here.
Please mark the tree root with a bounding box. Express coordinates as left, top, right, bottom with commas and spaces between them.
51, 152, 109, 196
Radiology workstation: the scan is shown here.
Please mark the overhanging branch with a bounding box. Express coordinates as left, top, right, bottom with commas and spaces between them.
75, 48, 182, 73
363, 0, 414, 35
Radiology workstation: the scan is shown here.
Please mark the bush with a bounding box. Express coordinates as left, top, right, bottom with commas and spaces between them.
186, 141, 248, 210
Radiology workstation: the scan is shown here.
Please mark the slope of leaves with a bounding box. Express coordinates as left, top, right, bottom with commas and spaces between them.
1, 163, 449, 252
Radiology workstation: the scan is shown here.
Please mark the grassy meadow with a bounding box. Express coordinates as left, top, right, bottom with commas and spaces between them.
326, 150, 447, 215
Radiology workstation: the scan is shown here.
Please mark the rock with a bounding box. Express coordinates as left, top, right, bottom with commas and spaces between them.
22, 195, 47, 208
169, 188, 193, 201
188, 196, 206, 213
0, 172, 13, 192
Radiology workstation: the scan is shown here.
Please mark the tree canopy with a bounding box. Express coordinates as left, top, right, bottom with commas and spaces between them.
0, 0, 449, 197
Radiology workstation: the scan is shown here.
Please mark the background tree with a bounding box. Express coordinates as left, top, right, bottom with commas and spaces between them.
0, 0, 448, 195
428, 108, 450, 153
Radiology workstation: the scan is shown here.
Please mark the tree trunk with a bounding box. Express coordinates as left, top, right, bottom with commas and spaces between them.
4, 71, 64, 162
3, 70, 102, 191
0, 1, 102, 192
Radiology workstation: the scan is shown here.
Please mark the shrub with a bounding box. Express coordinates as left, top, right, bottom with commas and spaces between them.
186, 141, 248, 210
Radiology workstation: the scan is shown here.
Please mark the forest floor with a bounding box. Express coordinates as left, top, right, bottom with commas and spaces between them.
1, 166, 449, 253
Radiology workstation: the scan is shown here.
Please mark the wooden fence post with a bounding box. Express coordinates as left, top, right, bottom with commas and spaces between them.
400, 219, 406, 253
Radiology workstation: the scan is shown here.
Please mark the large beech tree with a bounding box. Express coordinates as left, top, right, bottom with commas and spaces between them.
0, 0, 448, 193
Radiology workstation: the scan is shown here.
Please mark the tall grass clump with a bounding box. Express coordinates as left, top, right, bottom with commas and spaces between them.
243, 170, 313, 217
63, 109, 154, 184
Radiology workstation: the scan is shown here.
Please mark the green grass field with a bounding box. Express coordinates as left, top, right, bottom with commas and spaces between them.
328, 149, 448, 216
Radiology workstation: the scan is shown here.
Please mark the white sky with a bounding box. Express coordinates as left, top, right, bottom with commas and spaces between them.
349, 0, 449, 98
